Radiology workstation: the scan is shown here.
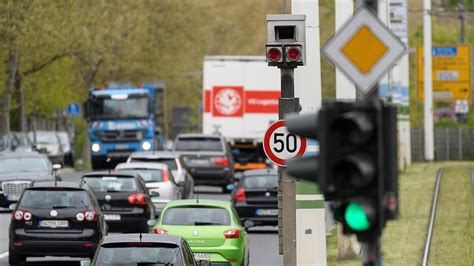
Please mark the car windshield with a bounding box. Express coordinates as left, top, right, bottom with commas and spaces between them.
19, 190, 91, 209
174, 137, 223, 152
162, 206, 231, 226
31, 132, 59, 144
91, 96, 150, 119
243, 175, 278, 189
118, 168, 165, 183
0, 157, 48, 173
95, 245, 182, 266
83, 176, 138, 192
130, 158, 178, 170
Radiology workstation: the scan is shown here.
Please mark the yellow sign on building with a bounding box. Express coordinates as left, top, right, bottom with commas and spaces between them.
417, 44, 471, 101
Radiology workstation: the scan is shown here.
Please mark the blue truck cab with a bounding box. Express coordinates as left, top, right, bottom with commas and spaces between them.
84, 83, 165, 169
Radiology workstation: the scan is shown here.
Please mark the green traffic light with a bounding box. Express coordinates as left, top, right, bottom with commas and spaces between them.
345, 202, 371, 231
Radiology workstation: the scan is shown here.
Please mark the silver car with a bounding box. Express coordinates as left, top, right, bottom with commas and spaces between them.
126, 151, 194, 199
115, 162, 181, 215
28, 131, 64, 166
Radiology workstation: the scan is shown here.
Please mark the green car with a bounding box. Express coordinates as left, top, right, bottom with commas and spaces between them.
151, 199, 249, 266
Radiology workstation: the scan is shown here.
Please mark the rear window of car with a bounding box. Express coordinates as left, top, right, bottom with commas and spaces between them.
118, 169, 164, 183
19, 189, 92, 209
83, 176, 138, 192
174, 137, 223, 152
162, 206, 231, 226
0, 157, 48, 173
95, 245, 182, 266
243, 175, 278, 189
130, 158, 178, 170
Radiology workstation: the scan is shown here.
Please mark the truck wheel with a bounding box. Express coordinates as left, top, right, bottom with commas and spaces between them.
9, 247, 26, 265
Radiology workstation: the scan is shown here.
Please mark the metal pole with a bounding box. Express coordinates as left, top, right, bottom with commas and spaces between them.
423, 0, 434, 161
356, 1, 381, 265
460, 0, 465, 43
458, 127, 462, 160
278, 67, 299, 265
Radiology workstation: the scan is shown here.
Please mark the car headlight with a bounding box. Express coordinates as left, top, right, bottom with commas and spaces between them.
91, 143, 101, 153
141, 141, 152, 151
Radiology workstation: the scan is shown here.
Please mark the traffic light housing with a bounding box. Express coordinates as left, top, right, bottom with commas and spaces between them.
266, 14, 306, 67
286, 100, 398, 242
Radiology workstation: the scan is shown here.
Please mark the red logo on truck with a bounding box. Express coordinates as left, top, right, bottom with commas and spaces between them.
213, 86, 244, 117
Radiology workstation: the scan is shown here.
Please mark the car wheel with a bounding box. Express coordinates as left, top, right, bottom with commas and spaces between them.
9, 247, 26, 265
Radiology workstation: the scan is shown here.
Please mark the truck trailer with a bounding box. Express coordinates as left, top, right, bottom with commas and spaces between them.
203, 56, 280, 172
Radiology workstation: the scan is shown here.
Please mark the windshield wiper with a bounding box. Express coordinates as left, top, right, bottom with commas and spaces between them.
106, 189, 121, 193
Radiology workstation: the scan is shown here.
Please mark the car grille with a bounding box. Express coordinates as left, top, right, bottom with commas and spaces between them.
94, 130, 147, 142
2, 181, 31, 197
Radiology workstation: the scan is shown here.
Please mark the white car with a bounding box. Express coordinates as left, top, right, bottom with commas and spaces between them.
115, 162, 181, 216
127, 151, 194, 199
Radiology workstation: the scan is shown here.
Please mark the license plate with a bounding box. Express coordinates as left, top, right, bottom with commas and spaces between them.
109, 152, 130, 158
115, 144, 129, 150
104, 214, 121, 221
193, 253, 211, 261
256, 209, 278, 216
189, 159, 209, 166
39, 220, 69, 228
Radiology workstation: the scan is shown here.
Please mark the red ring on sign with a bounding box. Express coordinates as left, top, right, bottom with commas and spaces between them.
263, 120, 307, 167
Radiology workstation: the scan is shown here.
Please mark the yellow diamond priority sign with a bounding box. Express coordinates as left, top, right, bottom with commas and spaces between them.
322, 7, 407, 95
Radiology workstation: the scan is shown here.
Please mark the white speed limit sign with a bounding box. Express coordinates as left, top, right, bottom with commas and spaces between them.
263, 120, 307, 166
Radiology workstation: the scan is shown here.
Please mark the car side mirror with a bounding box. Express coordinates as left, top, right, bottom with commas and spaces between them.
234, 172, 244, 180
150, 191, 160, 198
80, 259, 91, 266
147, 219, 157, 227
9, 203, 17, 211
244, 220, 254, 231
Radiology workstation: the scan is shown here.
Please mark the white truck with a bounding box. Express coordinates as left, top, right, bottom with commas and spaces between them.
203, 56, 280, 171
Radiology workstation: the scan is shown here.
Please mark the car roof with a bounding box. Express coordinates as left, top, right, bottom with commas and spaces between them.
129, 151, 179, 159
30, 181, 86, 189
0, 151, 43, 158
101, 233, 183, 245
175, 133, 223, 139
243, 169, 277, 176
116, 162, 168, 170
165, 199, 231, 209
82, 171, 139, 178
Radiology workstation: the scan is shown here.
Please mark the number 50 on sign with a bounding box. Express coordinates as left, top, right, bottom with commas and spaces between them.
263, 120, 307, 166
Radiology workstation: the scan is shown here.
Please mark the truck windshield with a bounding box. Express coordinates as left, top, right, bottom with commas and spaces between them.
91, 96, 150, 119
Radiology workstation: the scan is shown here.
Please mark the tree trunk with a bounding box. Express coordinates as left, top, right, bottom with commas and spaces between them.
0, 49, 19, 134
15, 73, 26, 132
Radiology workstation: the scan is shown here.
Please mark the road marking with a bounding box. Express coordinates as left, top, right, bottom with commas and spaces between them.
295, 194, 324, 201
0, 251, 8, 259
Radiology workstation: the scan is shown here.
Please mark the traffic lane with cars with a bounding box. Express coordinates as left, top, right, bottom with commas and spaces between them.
0, 172, 282, 266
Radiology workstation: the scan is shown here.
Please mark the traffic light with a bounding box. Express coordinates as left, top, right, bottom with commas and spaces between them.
286, 100, 398, 242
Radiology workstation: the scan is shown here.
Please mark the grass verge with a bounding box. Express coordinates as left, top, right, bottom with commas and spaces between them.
326, 162, 473, 265
429, 165, 474, 265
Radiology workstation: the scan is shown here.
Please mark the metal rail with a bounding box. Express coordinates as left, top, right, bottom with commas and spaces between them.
422, 168, 444, 266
